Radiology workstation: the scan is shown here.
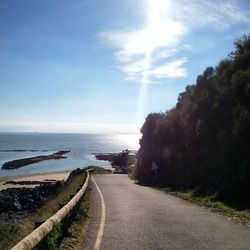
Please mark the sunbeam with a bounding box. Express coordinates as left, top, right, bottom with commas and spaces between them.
136, 0, 171, 122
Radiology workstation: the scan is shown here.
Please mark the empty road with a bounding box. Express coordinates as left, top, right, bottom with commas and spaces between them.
82, 174, 250, 250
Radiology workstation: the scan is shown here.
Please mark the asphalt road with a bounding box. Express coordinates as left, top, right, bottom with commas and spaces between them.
82, 174, 250, 250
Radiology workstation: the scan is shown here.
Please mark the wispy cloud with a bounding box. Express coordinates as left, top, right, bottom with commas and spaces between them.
122, 60, 144, 74
148, 58, 188, 79
98, 0, 249, 84
121, 57, 187, 80
99, 20, 186, 63
172, 1, 250, 30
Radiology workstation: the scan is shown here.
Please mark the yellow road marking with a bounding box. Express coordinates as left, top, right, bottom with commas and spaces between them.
92, 176, 106, 250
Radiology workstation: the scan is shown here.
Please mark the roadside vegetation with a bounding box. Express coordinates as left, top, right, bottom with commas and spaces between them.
160, 188, 250, 226
96, 150, 136, 174
0, 168, 87, 250
55, 166, 112, 250
0, 166, 112, 250
58, 186, 92, 250
88, 166, 113, 175
134, 35, 250, 223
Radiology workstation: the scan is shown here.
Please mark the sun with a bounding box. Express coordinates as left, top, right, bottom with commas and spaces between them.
137, 0, 172, 121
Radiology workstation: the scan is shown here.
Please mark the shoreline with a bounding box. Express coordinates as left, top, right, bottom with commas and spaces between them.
0, 169, 72, 180
0, 170, 71, 191
0, 166, 113, 190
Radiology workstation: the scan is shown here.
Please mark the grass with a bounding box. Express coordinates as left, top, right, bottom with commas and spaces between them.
160, 188, 250, 226
0, 224, 20, 249
0, 169, 87, 250
57, 167, 112, 250
0, 166, 112, 250
87, 166, 113, 175
34, 171, 87, 221
58, 186, 92, 250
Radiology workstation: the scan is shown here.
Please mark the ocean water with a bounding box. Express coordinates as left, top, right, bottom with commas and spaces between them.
0, 133, 140, 177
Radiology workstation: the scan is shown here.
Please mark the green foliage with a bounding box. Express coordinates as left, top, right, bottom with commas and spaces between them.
135, 35, 250, 206
134, 113, 164, 184
47, 223, 63, 250
87, 166, 112, 175
0, 224, 20, 250
111, 150, 129, 173
58, 187, 92, 250
75, 189, 91, 220
163, 189, 250, 226
0, 169, 87, 249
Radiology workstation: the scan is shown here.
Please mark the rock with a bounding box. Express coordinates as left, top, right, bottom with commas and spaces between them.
1, 150, 71, 170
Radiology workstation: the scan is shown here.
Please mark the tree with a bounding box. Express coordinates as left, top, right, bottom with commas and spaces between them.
134, 35, 250, 205
112, 150, 129, 174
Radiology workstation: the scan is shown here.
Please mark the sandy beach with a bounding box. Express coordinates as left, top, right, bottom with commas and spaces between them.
0, 171, 71, 191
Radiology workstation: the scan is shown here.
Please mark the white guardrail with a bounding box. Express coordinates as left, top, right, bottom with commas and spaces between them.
11, 169, 91, 250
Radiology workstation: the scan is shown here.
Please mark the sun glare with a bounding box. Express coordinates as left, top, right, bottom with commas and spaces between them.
136, 0, 172, 122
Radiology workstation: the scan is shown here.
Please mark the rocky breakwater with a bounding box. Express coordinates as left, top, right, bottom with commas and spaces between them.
95, 153, 116, 162
0, 181, 63, 224
1, 150, 71, 170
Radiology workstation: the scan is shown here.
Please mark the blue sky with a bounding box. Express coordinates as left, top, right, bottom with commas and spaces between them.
0, 0, 249, 133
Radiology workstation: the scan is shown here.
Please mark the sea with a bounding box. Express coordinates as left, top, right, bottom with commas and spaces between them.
0, 133, 140, 177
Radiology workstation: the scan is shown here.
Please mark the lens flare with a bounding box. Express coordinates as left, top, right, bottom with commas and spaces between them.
136, 0, 171, 122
